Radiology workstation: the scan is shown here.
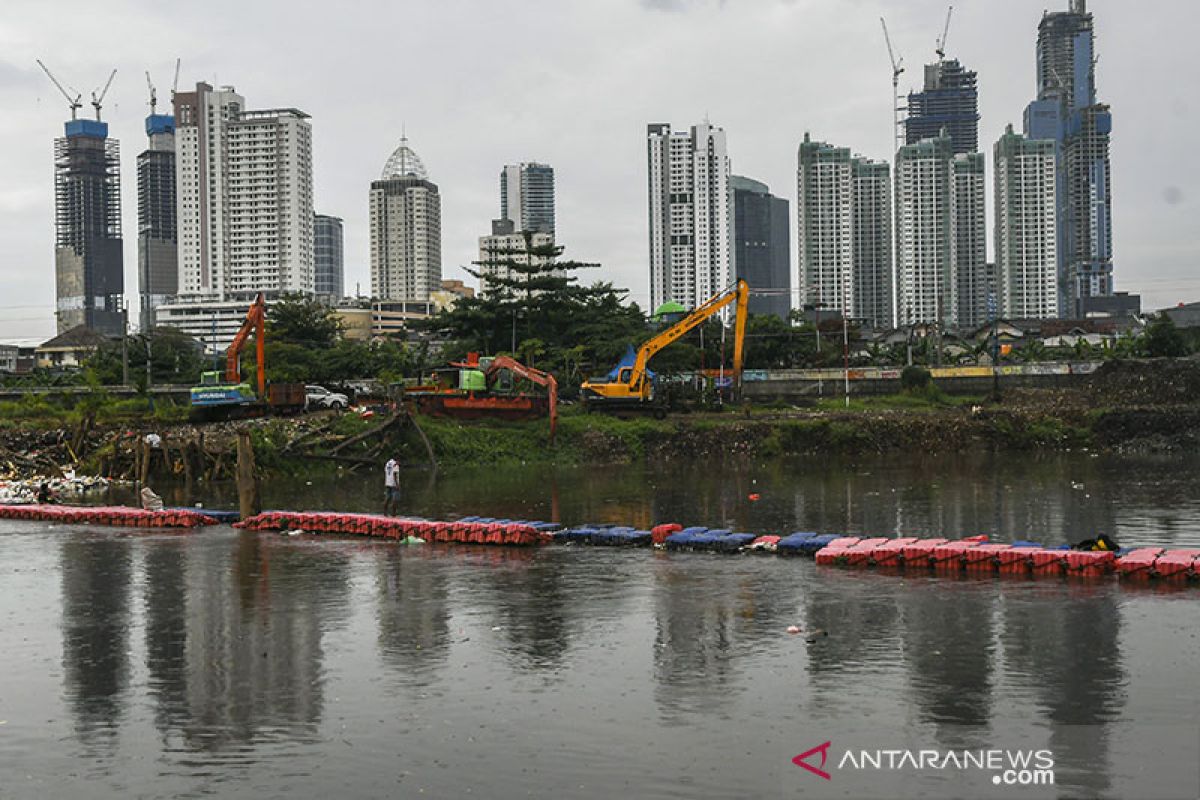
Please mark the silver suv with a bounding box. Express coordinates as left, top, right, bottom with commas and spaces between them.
305, 385, 349, 411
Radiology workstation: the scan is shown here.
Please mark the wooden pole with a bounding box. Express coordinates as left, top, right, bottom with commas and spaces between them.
236, 428, 260, 519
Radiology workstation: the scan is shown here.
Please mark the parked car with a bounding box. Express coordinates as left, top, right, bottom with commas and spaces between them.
305, 385, 349, 410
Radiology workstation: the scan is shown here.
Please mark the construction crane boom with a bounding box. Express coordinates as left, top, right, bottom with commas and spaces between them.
36, 59, 83, 120
90, 69, 117, 121
935, 5, 954, 61
880, 18, 906, 155
145, 70, 157, 114
171, 58, 181, 97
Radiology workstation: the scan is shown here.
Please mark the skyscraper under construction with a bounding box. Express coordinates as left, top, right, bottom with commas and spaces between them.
53, 117, 126, 336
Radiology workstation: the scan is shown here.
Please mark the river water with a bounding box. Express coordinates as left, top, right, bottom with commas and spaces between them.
1, 452, 1198, 799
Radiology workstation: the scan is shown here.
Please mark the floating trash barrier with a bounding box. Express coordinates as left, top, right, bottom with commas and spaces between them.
235, 511, 555, 546
0, 503, 219, 528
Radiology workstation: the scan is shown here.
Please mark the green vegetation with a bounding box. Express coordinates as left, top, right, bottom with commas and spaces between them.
0, 391, 189, 429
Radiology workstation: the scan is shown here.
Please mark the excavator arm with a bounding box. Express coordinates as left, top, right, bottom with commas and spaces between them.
626, 279, 749, 397
225, 293, 267, 397
485, 355, 558, 441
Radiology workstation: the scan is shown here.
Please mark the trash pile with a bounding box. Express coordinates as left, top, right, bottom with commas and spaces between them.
0, 474, 117, 505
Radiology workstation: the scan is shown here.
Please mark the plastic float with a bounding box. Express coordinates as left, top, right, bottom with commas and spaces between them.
3, 501, 1196, 585
235, 510, 556, 546
0, 503, 218, 528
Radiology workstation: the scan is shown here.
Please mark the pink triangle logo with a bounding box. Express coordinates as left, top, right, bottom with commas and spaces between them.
792, 741, 832, 780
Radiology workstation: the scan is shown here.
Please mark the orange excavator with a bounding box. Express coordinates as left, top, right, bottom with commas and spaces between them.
189, 294, 305, 419
485, 355, 558, 440
404, 353, 558, 441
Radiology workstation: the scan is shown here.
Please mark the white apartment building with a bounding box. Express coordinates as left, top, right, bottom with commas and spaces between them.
796, 134, 853, 318
895, 133, 987, 327
796, 134, 893, 329
951, 152, 988, 328
647, 121, 730, 310
994, 125, 1059, 319
369, 137, 442, 302
476, 219, 555, 296
850, 159, 894, 329
171, 84, 313, 300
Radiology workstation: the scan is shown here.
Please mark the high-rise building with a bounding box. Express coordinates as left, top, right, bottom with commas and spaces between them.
905, 59, 980, 155
137, 111, 177, 331
171, 84, 314, 301
476, 219, 555, 296
850, 159, 894, 329
994, 125, 1058, 319
1027, 0, 1114, 316
52, 118, 125, 336
729, 176, 790, 320
894, 133, 986, 327
313, 214, 344, 298
369, 137, 442, 302
647, 121, 730, 311
796, 134, 893, 329
951, 152, 988, 328
500, 163, 555, 237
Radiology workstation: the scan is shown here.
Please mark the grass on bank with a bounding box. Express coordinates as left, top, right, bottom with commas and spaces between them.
0, 392, 189, 429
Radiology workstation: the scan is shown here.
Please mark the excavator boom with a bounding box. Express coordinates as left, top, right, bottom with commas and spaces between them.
225, 293, 267, 396
581, 280, 748, 409
485, 355, 558, 441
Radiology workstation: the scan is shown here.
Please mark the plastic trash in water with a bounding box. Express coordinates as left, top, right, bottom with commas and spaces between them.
786, 625, 801, 635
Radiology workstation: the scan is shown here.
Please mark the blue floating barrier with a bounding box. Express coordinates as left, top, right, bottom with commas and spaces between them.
169, 507, 239, 524
721, 533, 757, 552
665, 531, 697, 549
627, 531, 653, 546
1011, 540, 1042, 548
798, 533, 839, 554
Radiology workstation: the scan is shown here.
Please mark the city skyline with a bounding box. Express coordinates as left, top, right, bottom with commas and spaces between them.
0, 0, 1194, 338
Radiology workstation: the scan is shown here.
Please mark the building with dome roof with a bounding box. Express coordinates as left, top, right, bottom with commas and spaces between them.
370, 136, 442, 302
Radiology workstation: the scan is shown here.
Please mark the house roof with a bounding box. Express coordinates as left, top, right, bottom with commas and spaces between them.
37, 325, 113, 351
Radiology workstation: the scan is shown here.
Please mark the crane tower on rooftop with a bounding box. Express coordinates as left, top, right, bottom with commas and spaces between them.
935, 5, 954, 62
880, 17, 906, 155
90, 69, 116, 121
36, 59, 83, 120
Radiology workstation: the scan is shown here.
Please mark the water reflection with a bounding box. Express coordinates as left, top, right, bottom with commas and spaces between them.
142, 538, 190, 736
60, 535, 132, 749
376, 547, 451, 682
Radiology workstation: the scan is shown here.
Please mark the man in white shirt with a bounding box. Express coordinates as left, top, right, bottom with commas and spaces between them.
384, 457, 400, 516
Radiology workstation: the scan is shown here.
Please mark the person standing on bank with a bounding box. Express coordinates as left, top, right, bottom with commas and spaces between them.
384, 456, 401, 516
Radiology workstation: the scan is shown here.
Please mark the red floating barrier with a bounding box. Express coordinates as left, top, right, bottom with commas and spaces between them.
1153, 549, 1200, 580
997, 547, 1042, 574
901, 538, 949, 569
931, 541, 978, 570
1064, 550, 1116, 576
963, 534, 989, 543
1030, 550, 1067, 575
841, 537, 891, 566
651, 523, 683, 545
963, 543, 1012, 571
1116, 548, 1163, 579
870, 537, 920, 566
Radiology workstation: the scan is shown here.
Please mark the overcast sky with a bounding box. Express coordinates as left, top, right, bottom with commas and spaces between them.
0, 0, 1195, 339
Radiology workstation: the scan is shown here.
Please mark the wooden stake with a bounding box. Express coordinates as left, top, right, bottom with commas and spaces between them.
236, 428, 260, 519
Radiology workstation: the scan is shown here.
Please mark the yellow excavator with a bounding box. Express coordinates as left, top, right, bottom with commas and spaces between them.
580, 280, 749, 415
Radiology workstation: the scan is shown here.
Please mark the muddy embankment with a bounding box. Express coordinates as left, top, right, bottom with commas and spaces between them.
2, 358, 1199, 480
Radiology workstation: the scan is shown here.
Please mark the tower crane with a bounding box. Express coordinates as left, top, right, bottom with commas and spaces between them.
36, 59, 83, 120
935, 5, 954, 62
171, 57, 181, 98
145, 70, 157, 114
880, 17, 906, 155
90, 69, 116, 121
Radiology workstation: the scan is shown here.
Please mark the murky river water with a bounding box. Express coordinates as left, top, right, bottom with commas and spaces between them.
1, 452, 1198, 799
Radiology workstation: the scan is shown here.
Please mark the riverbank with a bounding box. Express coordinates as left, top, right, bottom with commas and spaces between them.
2, 358, 1199, 477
